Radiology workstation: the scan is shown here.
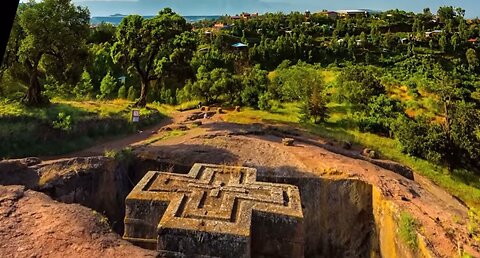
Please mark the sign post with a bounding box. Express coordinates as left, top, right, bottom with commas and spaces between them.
132, 110, 140, 123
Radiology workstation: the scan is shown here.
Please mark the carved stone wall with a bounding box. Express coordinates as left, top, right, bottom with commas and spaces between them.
124, 163, 304, 257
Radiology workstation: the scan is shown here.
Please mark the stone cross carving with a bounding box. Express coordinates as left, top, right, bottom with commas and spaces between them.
124, 163, 304, 258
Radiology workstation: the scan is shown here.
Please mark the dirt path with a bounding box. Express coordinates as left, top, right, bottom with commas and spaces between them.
41, 110, 192, 161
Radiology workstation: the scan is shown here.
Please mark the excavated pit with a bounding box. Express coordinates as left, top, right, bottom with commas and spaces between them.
33, 157, 381, 257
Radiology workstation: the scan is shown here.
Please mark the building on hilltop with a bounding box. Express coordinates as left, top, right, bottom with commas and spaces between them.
230, 12, 258, 20
425, 30, 443, 38
336, 9, 370, 17
319, 11, 338, 20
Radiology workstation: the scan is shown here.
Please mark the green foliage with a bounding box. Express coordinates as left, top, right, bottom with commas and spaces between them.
15, 0, 90, 106
392, 116, 448, 163
300, 83, 328, 124
336, 66, 385, 107
356, 94, 403, 134
98, 72, 117, 99
466, 48, 478, 71
270, 63, 324, 102
240, 65, 268, 108
117, 85, 127, 99
127, 86, 138, 101
258, 92, 273, 111
88, 22, 116, 44
111, 8, 193, 107
104, 147, 134, 163
448, 101, 480, 168
74, 70, 94, 99
398, 211, 418, 250
52, 112, 73, 132
187, 66, 240, 104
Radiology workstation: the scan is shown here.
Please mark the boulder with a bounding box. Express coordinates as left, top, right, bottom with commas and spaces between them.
362, 148, 378, 159
282, 138, 295, 146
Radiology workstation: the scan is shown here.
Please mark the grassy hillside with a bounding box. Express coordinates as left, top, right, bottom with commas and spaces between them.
0, 99, 173, 158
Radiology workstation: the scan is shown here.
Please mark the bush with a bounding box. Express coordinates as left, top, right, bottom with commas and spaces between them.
117, 85, 127, 99
300, 77, 328, 124
258, 92, 273, 111
73, 70, 94, 99
127, 86, 138, 101
52, 112, 73, 132
392, 116, 448, 163
398, 211, 418, 250
336, 65, 385, 107
356, 94, 403, 135
98, 72, 117, 99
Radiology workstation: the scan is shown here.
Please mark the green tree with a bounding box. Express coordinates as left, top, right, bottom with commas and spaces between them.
127, 86, 137, 101
98, 72, 117, 99
300, 79, 328, 124
336, 66, 385, 107
437, 6, 456, 23
240, 65, 268, 108
111, 8, 192, 107
466, 48, 479, 71
188, 66, 239, 104
450, 34, 459, 52
73, 70, 94, 99
359, 32, 367, 47
439, 33, 448, 53
17, 0, 90, 106
117, 85, 127, 99
88, 22, 116, 44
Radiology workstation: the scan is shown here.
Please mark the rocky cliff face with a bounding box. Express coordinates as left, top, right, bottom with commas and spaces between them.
259, 174, 434, 258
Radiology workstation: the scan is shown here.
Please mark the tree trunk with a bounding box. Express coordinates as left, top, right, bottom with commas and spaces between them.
135, 78, 149, 107
23, 68, 44, 106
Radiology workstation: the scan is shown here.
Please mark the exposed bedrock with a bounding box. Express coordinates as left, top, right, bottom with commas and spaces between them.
0, 157, 436, 257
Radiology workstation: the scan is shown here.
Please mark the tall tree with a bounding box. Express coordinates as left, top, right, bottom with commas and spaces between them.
18, 0, 90, 106
111, 8, 192, 107
466, 48, 479, 71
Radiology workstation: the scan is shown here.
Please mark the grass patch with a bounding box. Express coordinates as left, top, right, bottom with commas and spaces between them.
224, 102, 480, 210
175, 100, 201, 111
104, 147, 134, 163
142, 130, 187, 146
468, 209, 480, 243
398, 211, 418, 250
0, 99, 170, 158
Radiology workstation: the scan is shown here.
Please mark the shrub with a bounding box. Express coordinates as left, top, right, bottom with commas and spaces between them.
356, 94, 403, 135
300, 77, 328, 124
117, 85, 127, 99
98, 72, 117, 99
52, 112, 73, 132
73, 70, 94, 99
398, 211, 418, 250
258, 92, 273, 111
127, 86, 138, 101
392, 116, 448, 163
336, 65, 385, 107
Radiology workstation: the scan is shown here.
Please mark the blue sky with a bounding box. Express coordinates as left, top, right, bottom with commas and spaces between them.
22, 0, 480, 17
